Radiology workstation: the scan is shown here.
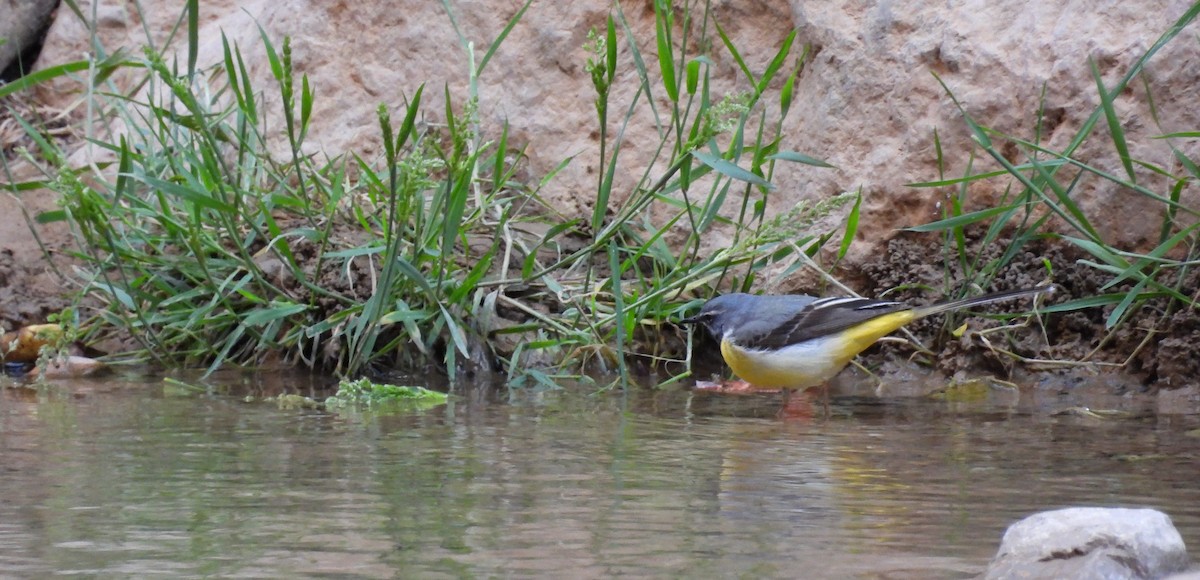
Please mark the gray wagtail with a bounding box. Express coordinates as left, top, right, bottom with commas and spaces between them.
681, 285, 1053, 390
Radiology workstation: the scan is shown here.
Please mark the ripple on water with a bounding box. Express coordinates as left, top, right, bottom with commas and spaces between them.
0, 377, 1197, 578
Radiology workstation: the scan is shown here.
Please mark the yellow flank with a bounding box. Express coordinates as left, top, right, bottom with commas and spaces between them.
719, 309, 918, 389
835, 309, 917, 359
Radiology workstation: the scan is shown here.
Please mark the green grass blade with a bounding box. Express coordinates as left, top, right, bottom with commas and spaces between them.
1160, 178, 1185, 245
713, 19, 753, 84
0, 59, 102, 98
608, 239, 629, 387
1171, 149, 1199, 179
186, 0, 198, 78
907, 159, 1067, 187
692, 150, 772, 188
1005, 144, 1100, 241
766, 150, 835, 168
613, 4, 659, 128
780, 58, 800, 118
605, 15, 617, 85
441, 174, 471, 268
1156, 131, 1200, 138
654, 1, 678, 102
592, 127, 624, 234
837, 189, 862, 260
1102, 221, 1200, 290
1105, 277, 1149, 329
906, 204, 1017, 232
1009, 136, 1198, 216
255, 23, 284, 81
686, 58, 700, 94
1090, 58, 1136, 183
243, 302, 309, 326
396, 84, 424, 152
299, 74, 313, 142
138, 175, 236, 214
477, 0, 533, 74
439, 305, 470, 358
1059, 235, 1130, 269
755, 30, 796, 97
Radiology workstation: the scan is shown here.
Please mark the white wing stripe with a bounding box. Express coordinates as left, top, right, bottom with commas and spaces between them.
810, 297, 864, 309
810, 297, 903, 311
855, 301, 903, 310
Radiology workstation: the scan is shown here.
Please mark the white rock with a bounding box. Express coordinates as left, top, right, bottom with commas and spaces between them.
985, 507, 1190, 580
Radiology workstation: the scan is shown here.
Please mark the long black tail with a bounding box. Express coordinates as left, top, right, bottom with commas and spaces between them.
913, 285, 1054, 318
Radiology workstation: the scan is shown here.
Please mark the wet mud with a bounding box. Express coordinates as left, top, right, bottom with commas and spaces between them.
853, 232, 1196, 394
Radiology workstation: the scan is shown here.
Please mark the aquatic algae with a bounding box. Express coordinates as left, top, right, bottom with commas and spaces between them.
324, 378, 448, 413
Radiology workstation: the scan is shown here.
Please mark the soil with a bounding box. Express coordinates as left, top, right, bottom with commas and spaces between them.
850, 232, 1194, 392
1, 91, 75, 335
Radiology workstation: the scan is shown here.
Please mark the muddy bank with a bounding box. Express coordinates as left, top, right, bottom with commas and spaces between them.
850, 233, 1194, 393
684, 228, 1196, 405
1, 191, 1192, 398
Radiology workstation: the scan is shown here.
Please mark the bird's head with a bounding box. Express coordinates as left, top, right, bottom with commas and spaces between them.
680, 294, 751, 340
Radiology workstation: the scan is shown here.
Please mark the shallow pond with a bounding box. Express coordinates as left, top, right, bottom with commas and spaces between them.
1, 372, 1197, 578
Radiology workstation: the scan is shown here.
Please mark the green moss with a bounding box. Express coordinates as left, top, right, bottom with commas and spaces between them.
324, 378, 448, 412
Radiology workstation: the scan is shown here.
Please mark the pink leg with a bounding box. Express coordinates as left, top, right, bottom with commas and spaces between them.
777, 385, 829, 420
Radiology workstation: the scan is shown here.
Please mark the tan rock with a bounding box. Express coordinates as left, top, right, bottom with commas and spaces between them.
35, 354, 104, 378
26, 0, 1200, 285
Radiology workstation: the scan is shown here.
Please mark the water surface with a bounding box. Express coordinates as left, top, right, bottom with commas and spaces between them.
0, 373, 1197, 578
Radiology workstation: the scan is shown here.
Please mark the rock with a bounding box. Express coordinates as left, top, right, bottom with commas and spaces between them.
0, 0, 59, 78
1159, 384, 1200, 415
23, 1, 1200, 277
34, 355, 103, 378
984, 507, 1190, 580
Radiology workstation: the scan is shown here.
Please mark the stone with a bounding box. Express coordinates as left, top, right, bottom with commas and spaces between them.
1159, 384, 1200, 415
0, 0, 59, 78
983, 507, 1190, 580
20, 1, 1200, 281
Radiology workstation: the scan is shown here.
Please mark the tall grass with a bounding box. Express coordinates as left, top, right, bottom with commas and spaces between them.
2, 0, 849, 385
504, 2, 850, 388
907, 5, 1200, 355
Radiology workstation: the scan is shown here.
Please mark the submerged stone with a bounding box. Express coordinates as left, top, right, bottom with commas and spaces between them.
984, 507, 1189, 580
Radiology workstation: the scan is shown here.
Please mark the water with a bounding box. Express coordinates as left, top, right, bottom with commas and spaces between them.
1, 373, 1198, 578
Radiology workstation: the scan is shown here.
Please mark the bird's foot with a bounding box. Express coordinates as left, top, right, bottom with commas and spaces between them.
693, 379, 781, 395
777, 386, 828, 420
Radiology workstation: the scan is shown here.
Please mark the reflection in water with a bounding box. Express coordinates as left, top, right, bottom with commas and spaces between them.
0, 373, 1196, 578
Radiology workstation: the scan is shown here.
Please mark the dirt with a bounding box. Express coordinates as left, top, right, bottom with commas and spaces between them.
851, 231, 1194, 392
0, 91, 76, 336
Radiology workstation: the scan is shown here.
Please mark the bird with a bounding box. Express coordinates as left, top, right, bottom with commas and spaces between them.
681, 285, 1053, 402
